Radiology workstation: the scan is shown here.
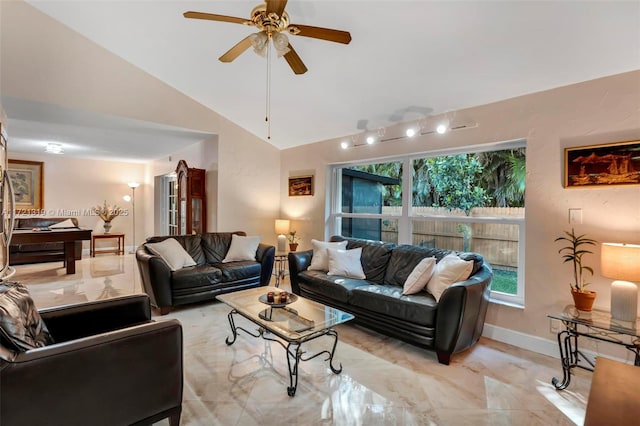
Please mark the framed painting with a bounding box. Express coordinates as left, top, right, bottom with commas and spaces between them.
8, 160, 44, 212
288, 175, 314, 196
564, 140, 640, 188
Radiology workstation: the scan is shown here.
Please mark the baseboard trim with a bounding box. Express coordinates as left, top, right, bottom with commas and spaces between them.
482, 323, 631, 364
482, 323, 560, 359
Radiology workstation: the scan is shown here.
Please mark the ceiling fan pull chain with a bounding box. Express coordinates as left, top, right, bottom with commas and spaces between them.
266, 39, 271, 140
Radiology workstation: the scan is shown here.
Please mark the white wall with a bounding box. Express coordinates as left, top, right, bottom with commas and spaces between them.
281, 71, 640, 354
7, 152, 145, 249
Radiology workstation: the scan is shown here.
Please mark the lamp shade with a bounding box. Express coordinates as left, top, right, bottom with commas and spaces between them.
275, 219, 290, 235
601, 243, 640, 281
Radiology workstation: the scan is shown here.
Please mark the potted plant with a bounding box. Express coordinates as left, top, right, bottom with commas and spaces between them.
287, 230, 300, 251
555, 228, 598, 311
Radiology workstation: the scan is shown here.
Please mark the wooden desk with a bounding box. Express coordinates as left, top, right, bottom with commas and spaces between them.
91, 233, 125, 257
12, 228, 92, 274
584, 357, 640, 425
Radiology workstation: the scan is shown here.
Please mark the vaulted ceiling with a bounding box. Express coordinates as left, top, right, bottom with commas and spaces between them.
2, 1, 639, 161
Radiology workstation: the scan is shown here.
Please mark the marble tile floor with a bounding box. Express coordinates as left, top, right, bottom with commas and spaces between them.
16, 254, 592, 425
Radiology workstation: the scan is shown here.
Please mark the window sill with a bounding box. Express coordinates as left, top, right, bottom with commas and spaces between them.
489, 296, 524, 310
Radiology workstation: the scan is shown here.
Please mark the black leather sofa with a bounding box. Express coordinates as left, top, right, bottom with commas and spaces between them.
10, 217, 82, 265
0, 294, 183, 426
136, 232, 275, 314
288, 236, 493, 365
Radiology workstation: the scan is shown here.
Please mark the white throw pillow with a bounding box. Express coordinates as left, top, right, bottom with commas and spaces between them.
402, 257, 436, 295
327, 247, 366, 279
49, 219, 76, 229
146, 238, 196, 271
426, 253, 473, 302
308, 239, 348, 271
222, 234, 261, 263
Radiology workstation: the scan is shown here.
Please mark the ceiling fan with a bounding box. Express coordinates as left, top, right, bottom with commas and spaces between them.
184, 0, 352, 74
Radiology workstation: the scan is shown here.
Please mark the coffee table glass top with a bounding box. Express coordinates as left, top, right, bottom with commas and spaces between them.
217, 286, 354, 341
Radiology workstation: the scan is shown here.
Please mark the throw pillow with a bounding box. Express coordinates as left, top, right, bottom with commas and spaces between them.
222, 234, 261, 263
146, 238, 197, 271
327, 247, 366, 279
426, 253, 473, 302
49, 218, 76, 229
402, 257, 436, 295
308, 239, 348, 271
0, 281, 54, 352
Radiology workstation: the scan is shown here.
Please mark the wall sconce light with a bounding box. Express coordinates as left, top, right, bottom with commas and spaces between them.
275, 219, 290, 252
405, 128, 416, 138
601, 242, 640, 321
340, 141, 349, 150
366, 135, 375, 144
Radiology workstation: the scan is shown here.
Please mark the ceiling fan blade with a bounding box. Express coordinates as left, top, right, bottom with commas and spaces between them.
183, 11, 248, 25
283, 44, 308, 75
289, 24, 352, 44
219, 35, 253, 62
266, 0, 288, 16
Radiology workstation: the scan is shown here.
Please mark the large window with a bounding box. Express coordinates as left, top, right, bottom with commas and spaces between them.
329, 141, 526, 305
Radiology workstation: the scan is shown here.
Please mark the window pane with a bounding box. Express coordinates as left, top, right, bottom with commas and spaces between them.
342, 162, 402, 214
342, 218, 398, 244
412, 148, 526, 212
412, 219, 520, 295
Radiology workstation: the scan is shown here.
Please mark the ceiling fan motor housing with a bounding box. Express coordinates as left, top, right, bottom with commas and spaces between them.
249, 4, 290, 34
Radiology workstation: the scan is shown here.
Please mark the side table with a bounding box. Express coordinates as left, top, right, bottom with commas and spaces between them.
91, 233, 125, 257
273, 251, 289, 288
547, 305, 640, 390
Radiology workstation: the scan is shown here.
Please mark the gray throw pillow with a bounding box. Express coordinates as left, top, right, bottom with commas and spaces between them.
0, 281, 54, 352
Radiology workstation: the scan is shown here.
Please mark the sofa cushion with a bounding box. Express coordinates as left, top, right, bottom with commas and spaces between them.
309, 239, 348, 271
146, 235, 206, 265
0, 281, 54, 351
201, 232, 245, 264
384, 245, 456, 287
426, 254, 474, 301
298, 270, 370, 303
349, 284, 438, 327
171, 265, 222, 290
215, 260, 262, 283
146, 238, 197, 271
327, 247, 366, 279
403, 257, 436, 295
222, 235, 260, 263
332, 237, 395, 284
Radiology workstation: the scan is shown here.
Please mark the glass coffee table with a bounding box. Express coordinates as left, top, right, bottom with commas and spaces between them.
217, 286, 354, 396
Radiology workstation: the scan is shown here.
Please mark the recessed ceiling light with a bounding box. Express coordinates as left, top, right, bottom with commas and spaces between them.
45, 143, 63, 154
406, 128, 416, 138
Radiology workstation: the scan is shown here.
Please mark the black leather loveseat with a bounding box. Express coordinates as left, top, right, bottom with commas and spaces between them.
288, 236, 493, 365
10, 217, 82, 265
136, 232, 275, 314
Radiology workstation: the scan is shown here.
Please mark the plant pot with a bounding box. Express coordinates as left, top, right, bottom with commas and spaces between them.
289, 243, 298, 252
571, 289, 597, 312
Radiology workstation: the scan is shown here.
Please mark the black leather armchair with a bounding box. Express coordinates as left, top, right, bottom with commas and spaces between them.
0, 294, 183, 426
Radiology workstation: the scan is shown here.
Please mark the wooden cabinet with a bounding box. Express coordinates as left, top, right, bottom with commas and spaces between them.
176, 160, 206, 235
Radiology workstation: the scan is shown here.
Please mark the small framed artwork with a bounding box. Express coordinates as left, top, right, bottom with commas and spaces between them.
564, 140, 640, 188
288, 175, 314, 196
8, 159, 44, 212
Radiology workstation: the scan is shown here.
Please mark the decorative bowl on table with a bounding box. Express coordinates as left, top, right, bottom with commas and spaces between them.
258, 291, 298, 308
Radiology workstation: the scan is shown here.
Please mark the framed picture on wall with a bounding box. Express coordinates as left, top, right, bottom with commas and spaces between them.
288, 175, 314, 196
564, 140, 640, 188
8, 159, 44, 213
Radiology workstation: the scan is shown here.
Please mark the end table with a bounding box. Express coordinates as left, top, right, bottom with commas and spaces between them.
91, 233, 125, 257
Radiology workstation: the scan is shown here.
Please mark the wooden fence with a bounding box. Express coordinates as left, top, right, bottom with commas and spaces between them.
379, 207, 523, 270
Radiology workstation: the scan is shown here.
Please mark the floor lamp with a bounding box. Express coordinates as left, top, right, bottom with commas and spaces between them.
127, 182, 139, 254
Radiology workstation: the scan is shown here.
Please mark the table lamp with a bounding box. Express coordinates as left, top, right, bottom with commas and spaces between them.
275, 219, 290, 252
601, 243, 640, 322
